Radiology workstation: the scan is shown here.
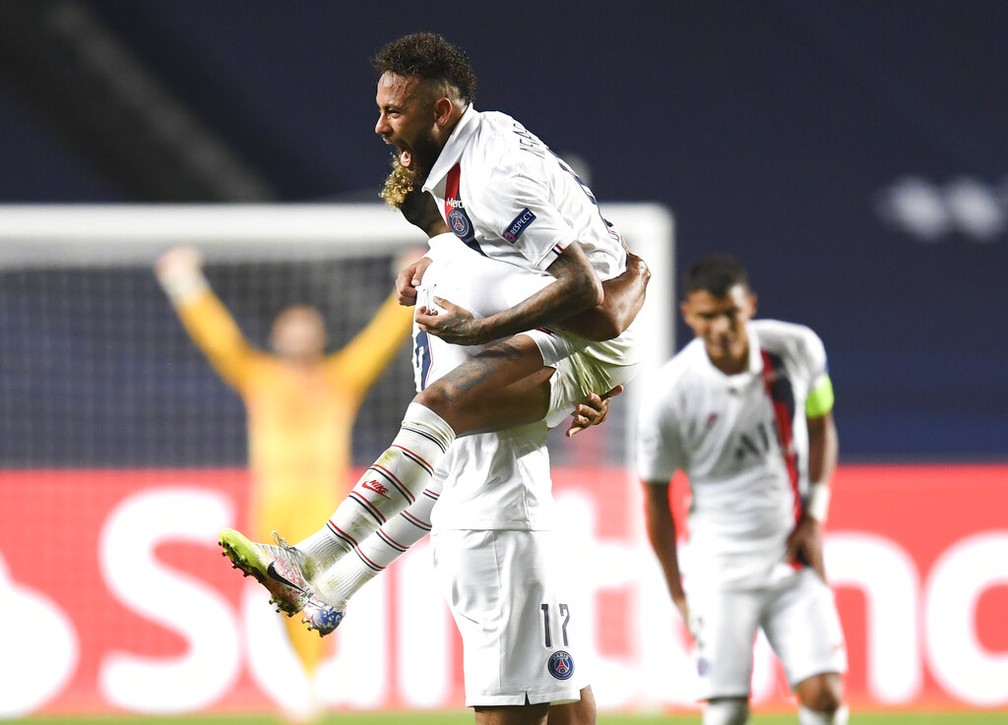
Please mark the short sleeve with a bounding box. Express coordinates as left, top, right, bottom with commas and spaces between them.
791, 325, 827, 385
792, 325, 833, 416
635, 382, 683, 484
486, 168, 577, 272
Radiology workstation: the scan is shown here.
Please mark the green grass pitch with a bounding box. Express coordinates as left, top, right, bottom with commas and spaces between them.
10, 711, 1008, 724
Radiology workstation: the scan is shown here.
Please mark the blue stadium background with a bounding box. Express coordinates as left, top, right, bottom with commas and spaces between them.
1, 0, 1005, 462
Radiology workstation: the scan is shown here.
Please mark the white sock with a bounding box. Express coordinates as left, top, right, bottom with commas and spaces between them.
703, 699, 748, 725
299, 403, 454, 569
798, 704, 849, 725
314, 482, 440, 606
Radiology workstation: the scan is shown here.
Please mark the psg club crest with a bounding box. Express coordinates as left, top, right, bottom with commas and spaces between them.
448, 208, 472, 239
547, 650, 575, 680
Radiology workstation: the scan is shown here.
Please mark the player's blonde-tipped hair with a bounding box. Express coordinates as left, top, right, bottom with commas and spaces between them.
379, 156, 416, 209
372, 32, 476, 105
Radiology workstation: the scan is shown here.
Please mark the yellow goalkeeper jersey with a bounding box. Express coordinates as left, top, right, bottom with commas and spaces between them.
174, 288, 413, 539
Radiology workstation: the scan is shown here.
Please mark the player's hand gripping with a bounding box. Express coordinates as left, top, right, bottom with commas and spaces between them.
566, 385, 624, 438
394, 187, 447, 306
396, 256, 432, 306
787, 515, 827, 581
416, 297, 490, 345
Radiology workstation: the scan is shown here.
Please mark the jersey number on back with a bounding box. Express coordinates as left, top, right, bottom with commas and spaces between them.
540, 602, 571, 648
413, 330, 432, 391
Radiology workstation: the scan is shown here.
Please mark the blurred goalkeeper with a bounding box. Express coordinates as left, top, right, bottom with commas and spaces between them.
155, 246, 415, 721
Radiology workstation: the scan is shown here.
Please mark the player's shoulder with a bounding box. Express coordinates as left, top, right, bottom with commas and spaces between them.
751, 318, 822, 347
478, 109, 520, 132
474, 111, 520, 154
475, 111, 547, 173
751, 319, 826, 367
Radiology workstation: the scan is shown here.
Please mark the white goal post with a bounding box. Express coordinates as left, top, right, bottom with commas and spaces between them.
0, 202, 674, 351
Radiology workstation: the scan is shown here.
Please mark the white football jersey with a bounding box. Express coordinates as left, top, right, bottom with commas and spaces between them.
422, 106, 626, 281
635, 320, 831, 587
413, 233, 558, 531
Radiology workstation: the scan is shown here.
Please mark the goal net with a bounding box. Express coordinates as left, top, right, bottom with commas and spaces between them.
0, 202, 674, 470
0, 202, 676, 717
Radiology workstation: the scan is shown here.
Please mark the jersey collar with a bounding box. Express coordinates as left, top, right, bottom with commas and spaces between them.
745, 323, 763, 375
423, 105, 479, 194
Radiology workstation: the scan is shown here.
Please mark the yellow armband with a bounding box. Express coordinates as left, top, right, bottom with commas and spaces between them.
805, 375, 834, 418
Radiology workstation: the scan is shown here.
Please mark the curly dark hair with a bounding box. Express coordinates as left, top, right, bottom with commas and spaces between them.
372, 32, 477, 104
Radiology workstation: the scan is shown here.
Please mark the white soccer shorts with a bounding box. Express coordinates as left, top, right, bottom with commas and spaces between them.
688, 567, 847, 700
526, 326, 641, 429
431, 528, 590, 706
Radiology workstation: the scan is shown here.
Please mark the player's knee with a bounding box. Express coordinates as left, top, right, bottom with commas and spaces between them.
796, 673, 843, 713
543, 687, 595, 725
413, 372, 497, 433
703, 698, 748, 725
569, 687, 597, 725
414, 382, 453, 418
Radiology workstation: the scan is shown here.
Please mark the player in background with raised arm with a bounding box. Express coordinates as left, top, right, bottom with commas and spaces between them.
219, 31, 648, 640
156, 248, 415, 722
635, 255, 847, 725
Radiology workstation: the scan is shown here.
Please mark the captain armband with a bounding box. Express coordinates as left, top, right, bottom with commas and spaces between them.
805, 374, 835, 418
